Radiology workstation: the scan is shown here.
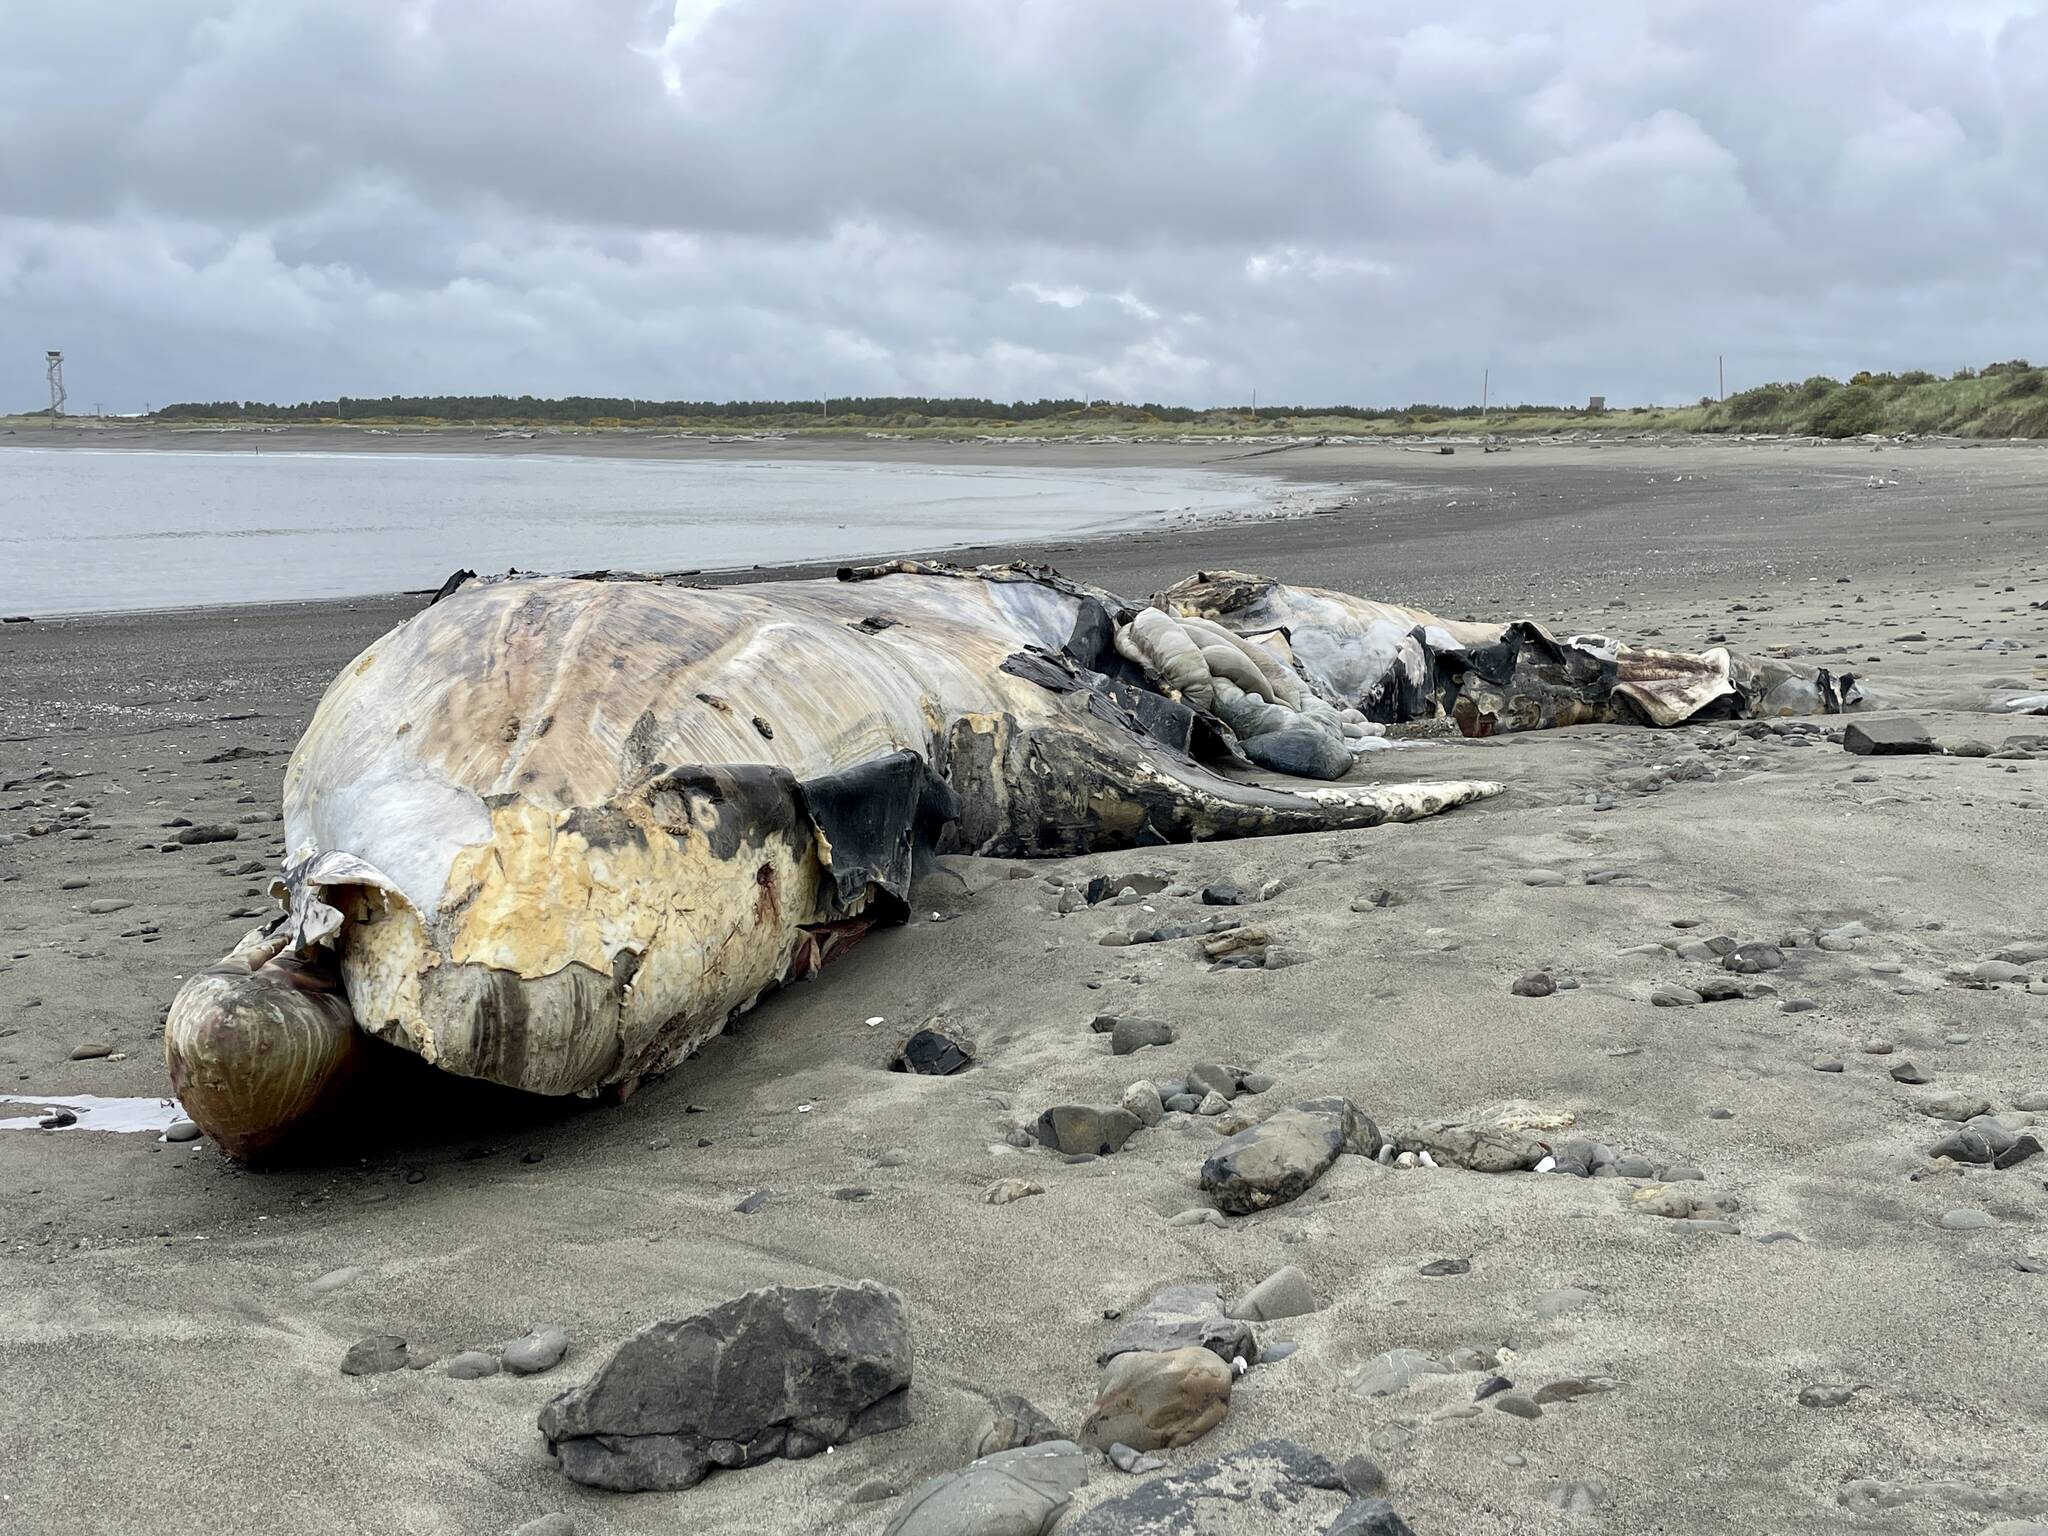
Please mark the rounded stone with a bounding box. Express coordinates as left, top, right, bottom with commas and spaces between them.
500, 1326, 571, 1375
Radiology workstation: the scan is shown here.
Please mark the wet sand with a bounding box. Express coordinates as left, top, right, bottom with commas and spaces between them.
2, 438, 2046, 1534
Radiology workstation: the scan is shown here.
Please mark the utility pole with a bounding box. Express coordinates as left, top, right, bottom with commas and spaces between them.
1718, 355, 1725, 401
1481, 368, 1489, 412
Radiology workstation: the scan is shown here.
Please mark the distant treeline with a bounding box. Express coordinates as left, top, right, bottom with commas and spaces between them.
150, 360, 2048, 438
152, 393, 1541, 427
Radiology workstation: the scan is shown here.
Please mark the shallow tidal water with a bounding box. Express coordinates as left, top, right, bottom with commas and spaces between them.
0, 447, 1287, 615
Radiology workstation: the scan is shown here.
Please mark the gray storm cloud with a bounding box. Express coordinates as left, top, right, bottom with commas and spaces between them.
3, 0, 2045, 412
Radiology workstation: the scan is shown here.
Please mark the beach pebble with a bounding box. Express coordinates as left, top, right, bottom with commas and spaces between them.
67, 1043, 114, 1060
308, 1266, 361, 1294
1200, 1097, 1378, 1215
897, 1028, 973, 1075
1510, 971, 1555, 997
1107, 1442, 1166, 1474
1185, 1062, 1239, 1100
445, 1350, 500, 1380
507, 1517, 576, 1536
1723, 942, 1783, 974
1650, 985, 1703, 1008
1492, 1394, 1542, 1420
1613, 1155, 1655, 1178
162, 1119, 200, 1142
1842, 717, 1936, 755
1940, 1209, 1996, 1231
173, 823, 239, 845
1118, 1081, 1164, 1127
1813, 1059, 1845, 1073
1779, 998, 1819, 1013
1241, 1072, 1276, 1094
1889, 1061, 1930, 1085
1915, 1089, 1993, 1121
340, 1335, 411, 1376
1419, 1257, 1471, 1277
1033, 1105, 1141, 1156
1200, 882, 1251, 906
972, 1393, 1062, 1458
1108, 1017, 1174, 1056
1195, 1090, 1229, 1116
1225, 1265, 1316, 1322
1339, 1456, 1386, 1495
983, 1177, 1044, 1206
1994, 1134, 2043, 1170
1973, 960, 2030, 983
1519, 869, 1567, 887
501, 1327, 571, 1376
1080, 1347, 1233, 1452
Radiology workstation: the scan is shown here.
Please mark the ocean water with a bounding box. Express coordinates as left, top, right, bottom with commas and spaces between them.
0, 447, 1287, 616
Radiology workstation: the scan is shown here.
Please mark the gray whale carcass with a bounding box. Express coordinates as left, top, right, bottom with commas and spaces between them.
165, 562, 1502, 1158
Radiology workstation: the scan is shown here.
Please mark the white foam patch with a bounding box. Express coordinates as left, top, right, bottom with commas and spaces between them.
0, 1093, 186, 1135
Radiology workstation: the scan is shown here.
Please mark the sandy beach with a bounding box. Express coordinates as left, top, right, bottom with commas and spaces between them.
3, 436, 2046, 1535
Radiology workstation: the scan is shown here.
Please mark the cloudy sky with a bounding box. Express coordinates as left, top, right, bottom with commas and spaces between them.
4, 0, 2045, 413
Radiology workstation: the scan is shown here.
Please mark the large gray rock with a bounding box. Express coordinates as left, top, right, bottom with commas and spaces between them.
1843, 717, 1937, 755
538, 1281, 911, 1491
1199, 1097, 1378, 1215
883, 1441, 1088, 1536
1099, 1282, 1257, 1367
1064, 1439, 1414, 1534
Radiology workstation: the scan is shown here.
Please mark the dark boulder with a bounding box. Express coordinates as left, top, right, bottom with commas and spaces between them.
539, 1281, 911, 1491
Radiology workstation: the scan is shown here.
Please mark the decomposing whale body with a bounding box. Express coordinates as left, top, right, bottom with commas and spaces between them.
1145, 571, 1864, 737
165, 561, 1502, 1158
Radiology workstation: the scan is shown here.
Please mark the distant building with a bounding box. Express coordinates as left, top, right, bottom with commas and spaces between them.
1587, 395, 1606, 413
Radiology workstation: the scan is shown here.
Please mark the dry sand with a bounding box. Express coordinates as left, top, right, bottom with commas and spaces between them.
2, 438, 2045, 1535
